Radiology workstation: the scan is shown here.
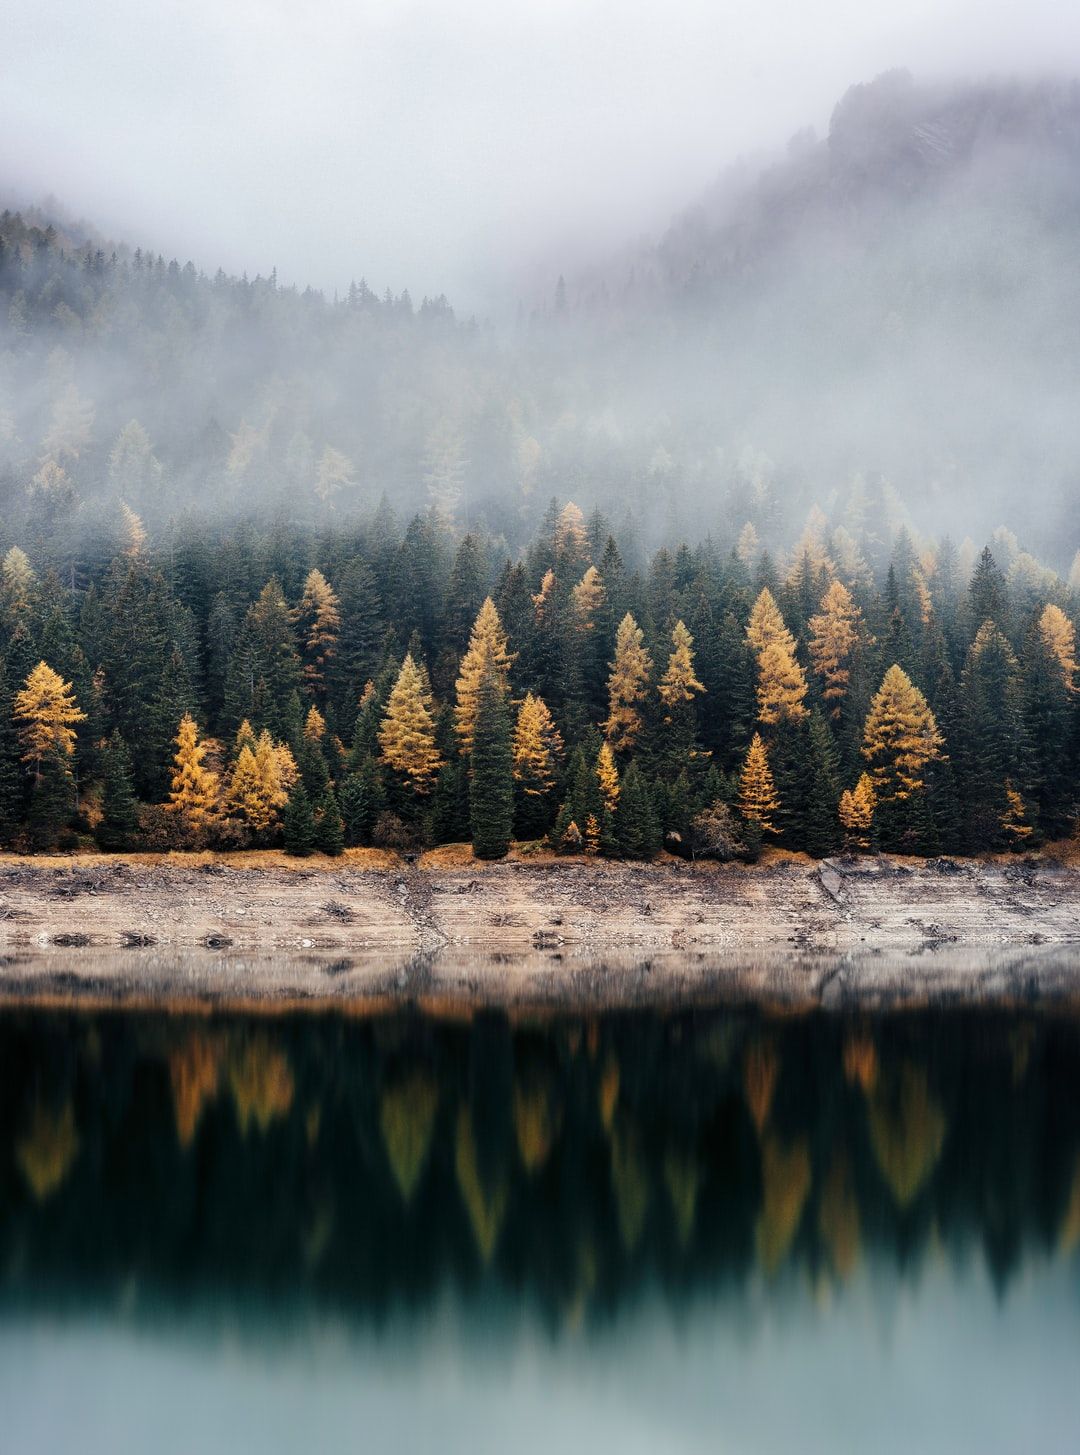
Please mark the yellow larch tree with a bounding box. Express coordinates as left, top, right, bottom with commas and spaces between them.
604, 612, 653, 753
555, 501, 587, 556
736, 521, 759, 566
168, 712, 220, 827
738, 732, 780, 834
14, 661, 86, 778
746, 588, 809, 726
596, 741, 620, 812
119, 501, 147, 557
226, 730, 296, 836
1039, 603, 1079, 694
455, 597, 516, 756
657, 619, 704, 712
379, 653, 443, 793
303, 704, 326, 742
297, 568, 341, 696
838, 773, 876, 849
861, 664, 944, 803
808, 579, 863, 718
571, 565, 605, 632
511, 692, 563, 797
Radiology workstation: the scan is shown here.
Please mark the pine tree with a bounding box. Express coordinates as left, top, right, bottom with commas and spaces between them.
167, 713, 220, 831
604, 612, 653, 753
808, 579, 863, 720
738, 733, 780, 835
793, 711, 839, 856
283, 782, 316, 856
379, 653, 443, 795
314, 789, 345, 855
455, 598, 515, 757
956, 622, 1032, 851
96, 729, 138, 850
0, 661, 23, 842
470, 670, 513, 859
296, 568, 341, 699
616, 762, 661, 859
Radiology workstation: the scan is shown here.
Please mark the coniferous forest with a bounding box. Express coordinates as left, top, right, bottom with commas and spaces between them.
0, 492, 1074, 861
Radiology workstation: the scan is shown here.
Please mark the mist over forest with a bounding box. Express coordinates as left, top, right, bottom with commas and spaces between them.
3, 71, 1079, 569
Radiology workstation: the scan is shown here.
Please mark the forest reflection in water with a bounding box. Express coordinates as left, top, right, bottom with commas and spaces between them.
3, 979, 1080, 1452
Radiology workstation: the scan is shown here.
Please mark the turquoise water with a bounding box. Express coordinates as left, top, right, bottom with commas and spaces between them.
2, 993, 1079, 1452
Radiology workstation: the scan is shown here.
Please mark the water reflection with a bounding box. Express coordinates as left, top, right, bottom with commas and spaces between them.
3, 998, 1080, 1322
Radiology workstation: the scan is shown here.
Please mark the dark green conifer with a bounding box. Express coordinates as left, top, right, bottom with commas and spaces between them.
469, 669, 513, 860
283, 782, 316, 856
96, 729, 139, 850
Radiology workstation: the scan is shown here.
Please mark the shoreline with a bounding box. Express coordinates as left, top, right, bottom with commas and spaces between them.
0, 848, 1077, 1010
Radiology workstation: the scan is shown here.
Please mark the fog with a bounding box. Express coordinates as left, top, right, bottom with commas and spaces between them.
4, 0, 1080, 308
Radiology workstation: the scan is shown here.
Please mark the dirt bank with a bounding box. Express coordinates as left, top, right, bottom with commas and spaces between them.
0, 848, 1076, 1010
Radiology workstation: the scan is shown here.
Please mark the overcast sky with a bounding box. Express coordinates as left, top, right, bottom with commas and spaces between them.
2, 0, 1077, 310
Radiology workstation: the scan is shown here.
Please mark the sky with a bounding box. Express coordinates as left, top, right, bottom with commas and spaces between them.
2, 0, 1077, 311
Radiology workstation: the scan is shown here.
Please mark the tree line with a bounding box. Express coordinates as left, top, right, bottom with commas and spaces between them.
0, 497, 1076, 859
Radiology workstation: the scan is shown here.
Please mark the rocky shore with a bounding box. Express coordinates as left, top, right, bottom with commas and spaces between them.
0, 849, 1076, 1010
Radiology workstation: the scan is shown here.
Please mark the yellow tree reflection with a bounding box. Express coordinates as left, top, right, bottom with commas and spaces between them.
380, 1070, 438, 1202
16, 1100, 79, 1202
867, 1062, 946, 1208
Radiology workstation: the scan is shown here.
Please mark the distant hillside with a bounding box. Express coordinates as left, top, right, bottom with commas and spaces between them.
2, 72, 1080, 562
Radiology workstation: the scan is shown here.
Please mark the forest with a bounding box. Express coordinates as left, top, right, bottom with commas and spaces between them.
0, 492, 1074, 861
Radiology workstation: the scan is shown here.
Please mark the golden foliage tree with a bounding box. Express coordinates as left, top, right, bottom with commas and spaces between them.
861, 664, 944, 803
1038, 603, 1079, 693
838, 772, 876, 849
808, 579, 863, 717
168, 712, 220, 827
738, 732, 780, 833
657, 619, 705, 711
603, 612, 653, 752
556, 501, 587, 556
226, 730, 297, 836
303, 704, 326, 742
596, 741, 620, 812
379, 653, 443, 793
455, 597, 516, 756
512, 692, 563, 796
746, 588, 808, 725
570, 565, 605, 631
297, 567, 341, 695
14, 661, 86, 776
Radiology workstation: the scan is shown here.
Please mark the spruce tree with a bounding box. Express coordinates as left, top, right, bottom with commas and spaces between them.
96, 729, 139, 850
469, 669, 513, 860
0, 661, 24, 842
283, 782, 316, 856
314, 789, 345, 855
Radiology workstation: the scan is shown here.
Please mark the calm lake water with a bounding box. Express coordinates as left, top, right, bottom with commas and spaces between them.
3, 972, 1080, 1453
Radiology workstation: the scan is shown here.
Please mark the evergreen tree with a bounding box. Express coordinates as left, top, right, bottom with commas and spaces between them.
957, 621, 1033, 850
314, 788, 345, 855
470, 669, 513, 860
96, 729, 138, 850
0, 660, 23, 841
616, 762, 661, 860
283, 782, 316, 856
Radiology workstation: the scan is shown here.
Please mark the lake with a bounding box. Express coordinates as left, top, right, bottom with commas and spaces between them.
2, 968, 1079, 1453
